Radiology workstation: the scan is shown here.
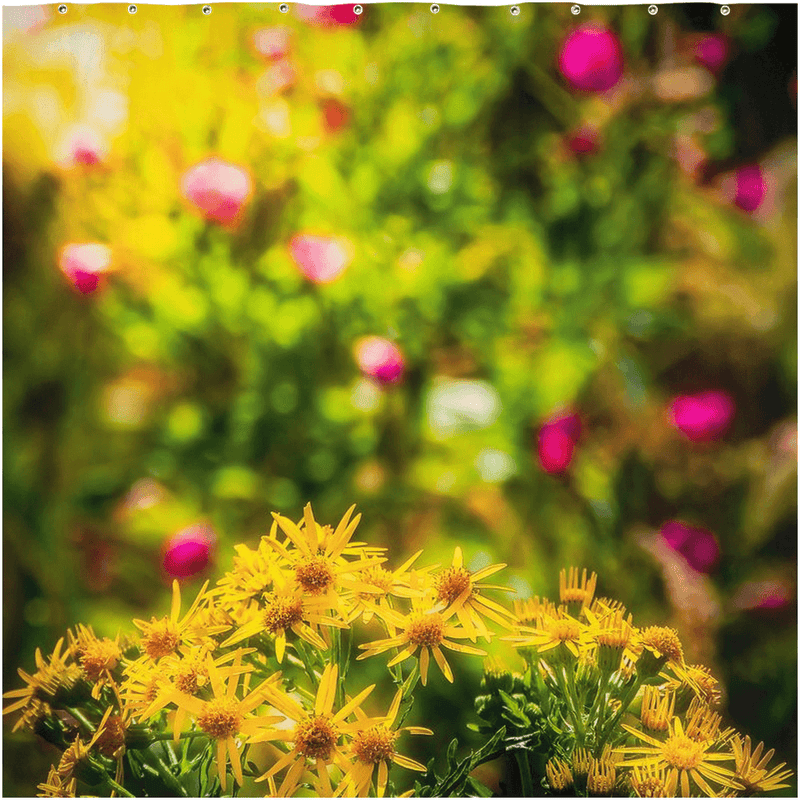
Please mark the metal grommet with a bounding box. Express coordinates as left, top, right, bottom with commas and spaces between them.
202, 4, 211, 13
353, 4, 363, 14
720, 4, 730, 15
648, 4, 658, 14
128, 4, 137, 12
510, 5, 520, 15
571, 5, 580, 15
279, 3, 288, 12
58, 3, 67, 13
430, 3, 440, 13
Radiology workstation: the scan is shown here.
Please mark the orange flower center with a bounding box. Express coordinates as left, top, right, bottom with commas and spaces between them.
294, 715, 338, 761
96, 715, 127, 756
435, 567, 472, 605
550, 617, 581, 643
295, 556, 334, 595
360, 566, 393, 598
142, 620, 180, 660
263, 595, 304, 634
197, 697, 242, 739
406, 613, 445, 648
640, 626, 684, 664
351, 725, 398, 764
662, 732, 706, 770
79, 639, 121, 681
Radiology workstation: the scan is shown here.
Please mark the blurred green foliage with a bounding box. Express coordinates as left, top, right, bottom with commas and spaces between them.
3, 3, 796, 795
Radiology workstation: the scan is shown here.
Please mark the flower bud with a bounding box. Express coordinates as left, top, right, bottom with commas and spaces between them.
668, 390, 734, 442
58, 243, 112, 295
355, 337, 405, 386
733, 164, 767, 212
694, 34, 729, 75
289, 234, 351, 283
163, 524, 216, 579
558, 25, 624, 93
181, 157, 253, 226
537, 412, 581, 474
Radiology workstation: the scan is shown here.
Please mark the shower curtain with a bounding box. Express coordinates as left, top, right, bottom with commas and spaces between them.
3, 3, 797, 797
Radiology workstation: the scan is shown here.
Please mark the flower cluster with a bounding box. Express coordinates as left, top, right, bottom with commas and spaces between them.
4, 504, 512, 798
475, 567, 793, 797
4, 510, 792, 797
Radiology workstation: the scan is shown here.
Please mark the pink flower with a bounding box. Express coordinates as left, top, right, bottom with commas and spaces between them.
58, 243, 112, 295
68, 126, 106, 166
565, 125, 601, 156
660, 521, 720, 573
694, 34, 729, 75
289, 234, 351, 283
257, 61, 297, 97
668, 390, 735, 442
181, 157, 253, 226
162, 524, 216, 579
355, 337, 405, 385
733, 164, 767, 212
253, 26, 291, 61
295, 4, 362, 27
558, 24, 624, 93
537, 411, 581, 474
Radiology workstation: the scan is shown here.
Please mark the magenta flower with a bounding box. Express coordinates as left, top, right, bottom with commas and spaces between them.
660, 521, 720, 573
162, 524, 216, 580
295, 4, 362, 26
732, 578, 793, 612
58, 243, 112, 295
355, 337, 405, 385
558, 24, 624, 93
668, 390, 735, 442
694, 34, 729, 75
289, 234, 351, 283
181, 157, 253, 226
537, 411, 581, 474
253, 26, 291, 61
733, 164, 767, 212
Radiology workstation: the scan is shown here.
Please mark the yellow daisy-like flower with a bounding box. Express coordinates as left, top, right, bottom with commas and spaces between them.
3, 638, 85, 729
513, 595, 557, 627
214, 539, 277, 621
141, 651, 283, 793
336, 689, 433, 798
67, 625, 122, 699
617, 716, 741, 797
432, 547, 515, 641
560, 567, 598, 612
55, 706, 114, 782
730, 734, 793, 794
628, 764, 669, 797
254, 663, 376, 797
545, 756, 574, 791
506, 609, 589, 663
268, 504, 385, 597
640, 686, 676, 732
36, 766, 77, 798
357, 600, 486, 686
222, 570, 347, 663
132, 580, 222, 662
345, 550, 427, 636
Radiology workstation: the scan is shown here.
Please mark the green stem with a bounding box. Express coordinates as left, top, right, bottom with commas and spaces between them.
587, 668, 611, 729
514, 750, 535, 797
66, 707, 96, 735
104, 778, 136, 798
563, 666, 585, 746
150, 731, 208, 742
595, 674, 643, 756
151, 753, 190, 797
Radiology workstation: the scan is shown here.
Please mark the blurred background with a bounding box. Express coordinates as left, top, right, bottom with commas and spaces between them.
3, 2, 796, 795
